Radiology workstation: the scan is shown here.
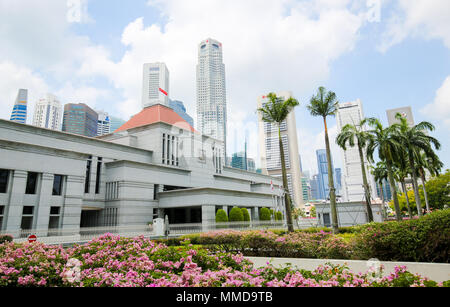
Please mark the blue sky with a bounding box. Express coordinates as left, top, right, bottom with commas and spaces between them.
0, 0, 449, 175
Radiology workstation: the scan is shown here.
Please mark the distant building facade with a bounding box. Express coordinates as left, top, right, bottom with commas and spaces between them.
142, 63, 170, 108
386, 106, 414, 126
32, 93, 62, 131
62, 103, 98, 137
231, 152, 256, 172
109, 116, 127, 133
169, 99, 194, 128
10, 89, 28, 124
96, 110, 111, 136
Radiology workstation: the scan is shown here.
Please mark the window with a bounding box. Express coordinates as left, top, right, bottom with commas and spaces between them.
0, 205, 4, 230
21, 206, 34, 230
52, 175, 63, 196
0, 169, 9, 193
95, 158, 102, 194
48, 207, 61, 229
85, 156, 92, 194
25, 172, 38, 195
323, 213, 331, 228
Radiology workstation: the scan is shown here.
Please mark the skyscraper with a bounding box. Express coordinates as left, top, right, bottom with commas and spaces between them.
310, 174, 320, 200
10, 89, 28, 124
231, 152, 256, 172
110, 116, 127, 132
142, 63, 170, 108
316, 149, 333, 200
96, 110, 111, 136
62, 103, 98, 137
32, 93, 62, 130
257, 91, 304, 207
169, 99, 194, 128
196, 38, 227, 157
336, 99, 377, 202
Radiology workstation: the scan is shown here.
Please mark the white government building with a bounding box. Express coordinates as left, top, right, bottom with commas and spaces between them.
0, 103, 283, 236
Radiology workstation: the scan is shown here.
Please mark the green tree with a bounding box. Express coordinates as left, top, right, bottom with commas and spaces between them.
241, 208, 250, 222
258, 93, 300, 232
336, 119, 374, 221
215, 209, 228, 222
393, 150, 413, 218
307, 86, 340, 234
416, 150, 444, 213
259, 207, 271, 221
395, 113, 441, 217
229, 207, 244, 222
423, 170, 450, 210
366, 118, 403, 221
371, 161, 389, 218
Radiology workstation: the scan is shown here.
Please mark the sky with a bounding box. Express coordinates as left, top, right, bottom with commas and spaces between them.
0, 0, 449, 176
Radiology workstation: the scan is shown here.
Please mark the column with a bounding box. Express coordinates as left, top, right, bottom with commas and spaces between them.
4, 170, 27, 236
34, 173, 54, 236
61, 175, 83, 232
202, 205, 215, 232
251, 207, 260, 222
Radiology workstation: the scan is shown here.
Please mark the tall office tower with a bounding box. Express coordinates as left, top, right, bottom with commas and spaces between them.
335, 168, 342, 196
310, 174, 320, 200
231, 152, 256, 172
316, 149, 334, 200
142, 63, 170, 108
386, 106, 414, 126
301, 177, 311, 202
257, 91, 304, 207
376, 178, 392, 202
10, 89, 28, 124
336, 99, 377, 202
96, 110, 111, 136
110, 116, 127, 132
196, 38, 227, 157
32, 93, 63, 130
169, 99, 194, 127
62, 103, 98, 137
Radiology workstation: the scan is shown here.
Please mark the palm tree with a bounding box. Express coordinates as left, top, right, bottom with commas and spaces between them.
257, 92, 300, 232
393, 159, 413, 219
366, 118, 403, 221
416, 150, 443, 213
336, 119, 374, 222
371, 161, 388, 218
395, 113, 441, 217
307, 86, 339, 233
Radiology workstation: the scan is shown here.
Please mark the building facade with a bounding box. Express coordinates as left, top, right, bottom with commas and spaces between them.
386, 106, 414, 126
96, 110, 111, 136
0, 105, 282, 235
336, 99, 377, 202
62, 103, 98, 137
142, 63, 170, 108
32, 93, 63, 131
231, 151, 256, 172
196, 38, 227, 157
316, 149, 333, 200
257, 91, 304, 208
10, 89, 28, 124
110, 116, 127, 133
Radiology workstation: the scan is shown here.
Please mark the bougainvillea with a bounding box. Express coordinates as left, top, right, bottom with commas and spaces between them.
1, 233, 447, 287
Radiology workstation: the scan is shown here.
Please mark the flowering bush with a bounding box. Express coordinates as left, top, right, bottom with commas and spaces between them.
0, 233, 447, 287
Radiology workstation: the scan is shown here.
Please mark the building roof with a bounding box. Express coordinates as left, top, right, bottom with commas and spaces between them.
114, 104, 196, 133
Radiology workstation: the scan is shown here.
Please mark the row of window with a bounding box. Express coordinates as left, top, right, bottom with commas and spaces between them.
0, 205, 62, 232
0, 170, 65, 196
162, 133, 179, 166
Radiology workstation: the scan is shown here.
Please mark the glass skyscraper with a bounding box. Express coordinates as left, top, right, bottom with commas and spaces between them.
169, 99, 194, 128
10, 89, 28, 124
62, 103, 98, 137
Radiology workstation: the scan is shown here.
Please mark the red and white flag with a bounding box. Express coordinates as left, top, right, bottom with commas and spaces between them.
159, 88, 168, 96
270, 180, 274, 191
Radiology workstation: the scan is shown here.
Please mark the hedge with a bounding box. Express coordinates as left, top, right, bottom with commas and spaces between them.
241, 208, 250, 222
215, 209, 228, 223
229, 207, 244, 222
260, 208, 271, 221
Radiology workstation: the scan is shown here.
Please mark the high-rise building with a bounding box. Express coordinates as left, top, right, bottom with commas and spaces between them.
196, 38, 227, 157
386, 106, 414, 126
376, 178, 392, 202
110, 116, 127, 132
301, 177, 311, 202
231, 152, 256, 172
32, 93, 62, 130
62, 103, 98, 137
96, 110, 111, 136
316, 149, 333, 200
310, 174, 320, 200
169, 99, 194, 128
10, 89, 28, 124
336, 99, 377, 202
335, 167, 342, 196
142, 63, 170, 108
257, 91, 304, 207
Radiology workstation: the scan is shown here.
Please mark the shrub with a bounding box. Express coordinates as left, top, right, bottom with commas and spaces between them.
352, 209, 450, 262
229, 207, 244, 222
275, 211, 283, 221
215, 209, 228, 223
260, 208, 271, 221
241, 208, 250, 222
0, 235, 13, 245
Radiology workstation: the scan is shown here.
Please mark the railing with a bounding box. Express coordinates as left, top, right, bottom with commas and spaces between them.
2, 218, 321, 245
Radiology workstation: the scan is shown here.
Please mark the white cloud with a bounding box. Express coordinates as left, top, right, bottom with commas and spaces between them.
378, 0, 450, 52
0, 61, 50, 124
421, 76, 450, 128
